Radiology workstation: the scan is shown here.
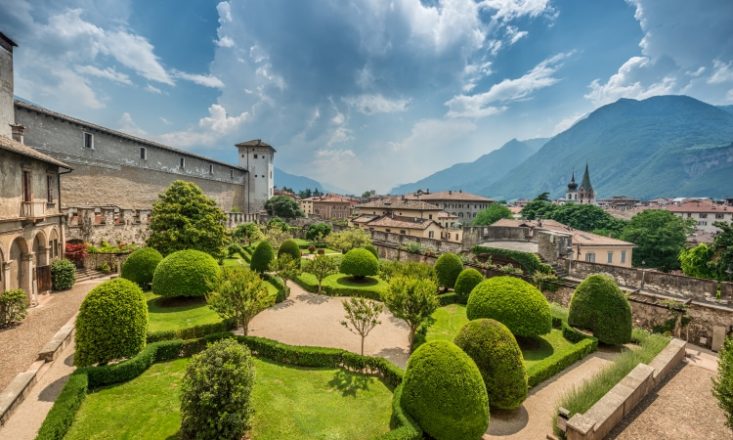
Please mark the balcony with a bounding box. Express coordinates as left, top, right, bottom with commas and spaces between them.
21, 201, 47, 222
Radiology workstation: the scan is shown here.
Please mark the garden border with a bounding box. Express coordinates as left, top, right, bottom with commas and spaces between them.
35, 334, 422, 440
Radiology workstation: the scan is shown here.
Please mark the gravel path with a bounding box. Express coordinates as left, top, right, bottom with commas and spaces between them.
0, 278, 108, 391
249, 282, 411, 367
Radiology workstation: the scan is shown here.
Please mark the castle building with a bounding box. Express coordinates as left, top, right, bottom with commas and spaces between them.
566, 164, 596, 205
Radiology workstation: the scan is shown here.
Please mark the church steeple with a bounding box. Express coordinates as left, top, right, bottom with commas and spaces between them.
566, 169, 578, 201
577, 163, 595, 204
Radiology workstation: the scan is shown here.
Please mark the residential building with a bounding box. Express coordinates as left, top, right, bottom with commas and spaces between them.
404, 190, 493, 222
598, 195, 640, 210
360, 215, 444, 240
0, 30, 69, 302
565, 164, 596, 204
354, 197, 443, 219
665, 199, 733, 234
491, 218, 635, 268
306, 194, 356, 219
299, 197, 314, 217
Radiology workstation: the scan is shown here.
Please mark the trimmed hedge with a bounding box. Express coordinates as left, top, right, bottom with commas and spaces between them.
0, 289, 28, 327
37, 334, 421, 440
454, 268, 483, 304
75, 278, 148, 367
121, 247, 162, 288
434, 253, 463, 290
466, 276, 552, 338
526, 336, 597, 388
146, 319, 236, 343
341, 248, 379, 279
293, 273, 386, 301
278, 239, 302, 261
401, 340, 489, 440
263, 274, 290, 303
364, 244, 379, 258
568, 274, 632, 345
152, 249, 221, 298
472, 246, 553, 275
50, 259, 76, 291
454, 319, 527, 410
250, 241, 274, 273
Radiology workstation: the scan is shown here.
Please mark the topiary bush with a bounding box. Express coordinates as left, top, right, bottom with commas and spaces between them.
364, 244, 379, 258
180, 339, 255, 440
454, 319, 527, 410
75, 278, 148, 366
152, 249, 220, 298
454, 268, 483, 304
568, 274, 632, 345
121, 247, 163, 288
51, 259, 76, 291
340, 248, 379, 280
466, 276, 552, 337
714, 336, 733, 430
277, 239, 301, 266
401, 340, 489, 440
250, 241, 274, 274
434, 253, 463, 290
0, 289, 29, 327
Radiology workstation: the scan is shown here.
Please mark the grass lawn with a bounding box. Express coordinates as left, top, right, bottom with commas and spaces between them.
222, 257, 247, 266
297, 272, 389, 297
425, 304, 589, 370
65, 357, 393, 440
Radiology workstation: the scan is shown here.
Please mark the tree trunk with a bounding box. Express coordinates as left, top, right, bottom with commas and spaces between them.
360, 336, 365, 355
408, 327, 416, 353
242, 319, 249, 336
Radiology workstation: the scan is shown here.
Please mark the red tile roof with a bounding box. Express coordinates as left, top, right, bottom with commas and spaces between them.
491, 218, 634, 246
665, 200, 733, 214
406, 190, 493, 202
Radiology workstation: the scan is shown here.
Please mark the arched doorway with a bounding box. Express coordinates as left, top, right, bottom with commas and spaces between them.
9, 237, 29, 294
0, 246, 5, 294
34, 232, 48, 267
34, 232, 51, 294
49, 228, 60, 261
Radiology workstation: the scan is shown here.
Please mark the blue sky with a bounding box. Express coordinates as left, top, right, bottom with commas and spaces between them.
2, 0, 732, 193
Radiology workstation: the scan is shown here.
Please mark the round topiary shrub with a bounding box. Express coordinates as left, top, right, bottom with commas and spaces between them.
50, 258, 76, 291
0, 289, 29, 327
121, 247, 163, 288
401, 340, 489, 440
364, 244, 379, 258
568, 274, 632, 345
250, 241, 274, 274
434, 253, 463, 290
340, 248, 379, 279
181, 339, 255, 440
278, 239, 301, 261
454, 268, 484, 304
152, 249, 220, 298
466, 276, 551, 337
454, 319, 527, 410
75, 278, 147, 366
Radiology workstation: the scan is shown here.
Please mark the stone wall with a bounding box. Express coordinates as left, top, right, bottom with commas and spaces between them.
368, 230, 463, 254
65, 207, 150, 245
462, 225, 534, 248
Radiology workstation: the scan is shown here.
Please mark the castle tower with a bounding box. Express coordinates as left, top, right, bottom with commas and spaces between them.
236, 139, 275, 213
566, 170, 578, 202
578, 163, 596, 205
0, 32, 17, 138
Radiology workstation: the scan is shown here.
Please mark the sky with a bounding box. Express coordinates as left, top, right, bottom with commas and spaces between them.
1, 0, 732, 194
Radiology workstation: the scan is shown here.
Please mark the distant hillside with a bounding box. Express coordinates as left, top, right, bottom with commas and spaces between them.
719, 105, 733, 116
274, 167, 324, 192
483, 95, 733, 200
390, 138, 547, 194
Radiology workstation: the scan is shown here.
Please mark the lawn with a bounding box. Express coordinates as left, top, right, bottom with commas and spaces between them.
296, 272, 389, 298
64, 357, 393, 440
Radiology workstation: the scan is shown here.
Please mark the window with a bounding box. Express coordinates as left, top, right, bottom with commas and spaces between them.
209, 164, 214, 175
584, 252, 596, 263
230, 170, 234, 179
83, 132, 94, 149
400, 230, 406, 235
607, 252, 613, 264
716, 213, 725, 219
140, 147, 147, 160
47, 174, 54, 204
429, 214, 433, 219
254, 154, 258, 159
179, 157, 185, 169
428, 231, 434, 238
699, 213, 707, 219
621, 250, 626, 264
22, 170, 31, 202
698, 221, 707, 226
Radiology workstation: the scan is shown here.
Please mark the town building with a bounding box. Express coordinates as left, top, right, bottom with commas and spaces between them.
0, 32, 69, 302
491, 218, 635, 267
356, 215, 444, 240
354, 197, 444, 219
302, 194, 356, 219
565, 164, 596, 204
665, 199, 733, 235
404, 190, 493, 222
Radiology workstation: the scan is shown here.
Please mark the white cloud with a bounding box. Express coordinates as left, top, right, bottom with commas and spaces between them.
216, 36, 235, 48
117, 112, 147, 136
585, 56, 677, 106
199, 104, 249, 133
158, 103, 250, 148
343, 94, 410, 115
172, 70, 225, 89
76, 65, 132, 85
217, 1, 232, 23
481, 0, 554, 21
144, 84, 163, 94
446, 52, 572, 118
708, 59, 733, 84
54, 69, 105, 109
505, 25, 528, 44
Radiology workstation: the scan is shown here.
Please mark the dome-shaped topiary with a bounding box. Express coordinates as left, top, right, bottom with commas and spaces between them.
121, 247, 163, 288
75, 278, 148, 366
278, 239, 301, 261
401, 340, 489, 440
466, 276, 551, 337
568, 274, 632, 345
250, 241, 274, 274
454, 268, 483, 304
364, 244, 379, 258
434, 253, 463, 290
454, 319, 527, 410
152, 249, 220, 297
340, 248, 379, 279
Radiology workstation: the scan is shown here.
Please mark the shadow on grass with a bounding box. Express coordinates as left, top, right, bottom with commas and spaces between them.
487, 405, 529, 436
517, 335, 554, 362
334, 276, 379, 288
147, 296, 207, 313
328, 369, 371, 397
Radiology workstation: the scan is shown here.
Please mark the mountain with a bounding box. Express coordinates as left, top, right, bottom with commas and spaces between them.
719, 105, 733, 116
482, 95, 733, 200
274, 167, 324, 192
390, 137, 547, 194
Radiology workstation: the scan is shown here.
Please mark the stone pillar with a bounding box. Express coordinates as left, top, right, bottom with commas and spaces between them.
1, 261, 9, 292
22, 253, 34, 303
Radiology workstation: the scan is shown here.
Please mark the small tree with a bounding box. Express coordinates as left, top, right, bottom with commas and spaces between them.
147, 180, 227, 258
265, 229, 292, 250
384, 276, 439, 348
326, 229, 372, 253
341, 297, 383, 355
207, 265, 274, 336
250, 241, 274, 274
265, 195, 303, 218
621, 209, 694, 271
305, 223, 332, 242
232, 223, 264, 246
302, 255, 339, 293
268, 254, 301, 283
434, 252, 463, 291
472, 203, 513, 226
0, 289, 29, 327
714, 336, 733, 430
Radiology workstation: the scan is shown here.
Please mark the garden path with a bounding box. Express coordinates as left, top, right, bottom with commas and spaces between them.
249, 282, 411, 367
484, 347, 620, 440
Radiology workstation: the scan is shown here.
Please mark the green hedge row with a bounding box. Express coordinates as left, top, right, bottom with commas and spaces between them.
36, 334, 421, 440
437, 292, 458, 306
263, 274, 289, 303
293, 275, 383, 301
146, 320, 236, 342
472, 246, 553, 275
526, 335, 597, 388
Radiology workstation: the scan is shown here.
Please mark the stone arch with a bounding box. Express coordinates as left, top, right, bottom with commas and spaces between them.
0, 243, 5, 294
9, 237, 30, 294
49, 228, 60, 261
33, 231, 48, 267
